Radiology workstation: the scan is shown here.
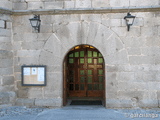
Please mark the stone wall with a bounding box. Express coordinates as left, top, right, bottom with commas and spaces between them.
12, 11, 160, 108
0, 14, 16, 106
0, 0, 12, 9
12, 0, 160, 10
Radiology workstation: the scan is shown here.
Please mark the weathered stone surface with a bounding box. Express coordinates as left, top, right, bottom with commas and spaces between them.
15, 98, 34, 106
35, 98, 62, 107
129, 56, 155, 65
0, 92, 16, 105
2, 76, 14, 85
92, 0, 109, 8
106, 99, 132, 108
44, 1, 63, 9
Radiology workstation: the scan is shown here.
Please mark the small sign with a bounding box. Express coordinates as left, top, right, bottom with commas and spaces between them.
22, 65, 46, 86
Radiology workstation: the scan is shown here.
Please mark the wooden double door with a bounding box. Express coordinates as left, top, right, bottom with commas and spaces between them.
67, 45, 104, 98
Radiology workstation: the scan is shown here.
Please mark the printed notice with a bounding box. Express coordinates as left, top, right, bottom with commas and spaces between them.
38, 67, 45, 81
32, 68, 37, 75
23, 68, 30, 75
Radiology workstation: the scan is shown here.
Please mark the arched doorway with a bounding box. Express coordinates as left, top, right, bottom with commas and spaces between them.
63, 45, 105, 105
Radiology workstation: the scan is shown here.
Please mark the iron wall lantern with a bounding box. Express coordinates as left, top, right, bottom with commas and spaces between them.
124, 13, 136, 31
29, 15, 41, 33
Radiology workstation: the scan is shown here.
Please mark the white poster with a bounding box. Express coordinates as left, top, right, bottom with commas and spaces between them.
23, 68, 30, 75
32, 67, 37, 75
38, 67, 44, 81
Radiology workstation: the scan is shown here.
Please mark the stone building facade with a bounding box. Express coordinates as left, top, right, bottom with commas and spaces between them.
0, 0, 160, 108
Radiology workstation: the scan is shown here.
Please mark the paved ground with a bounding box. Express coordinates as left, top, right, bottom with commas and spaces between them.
0, 105, 160, 120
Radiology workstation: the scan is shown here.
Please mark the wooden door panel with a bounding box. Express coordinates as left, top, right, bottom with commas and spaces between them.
67, 45, 104, 98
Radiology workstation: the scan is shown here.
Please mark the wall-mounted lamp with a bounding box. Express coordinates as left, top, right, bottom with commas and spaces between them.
124, 13, 135, 31
29, 15, 41, 33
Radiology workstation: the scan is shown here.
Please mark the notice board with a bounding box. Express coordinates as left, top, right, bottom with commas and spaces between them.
21, 65, 46, 86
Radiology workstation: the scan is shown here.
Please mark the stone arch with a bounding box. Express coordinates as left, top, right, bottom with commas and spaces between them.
39, 21, 128, 106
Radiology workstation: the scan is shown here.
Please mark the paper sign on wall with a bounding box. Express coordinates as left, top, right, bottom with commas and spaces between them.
22, 66, 46, 86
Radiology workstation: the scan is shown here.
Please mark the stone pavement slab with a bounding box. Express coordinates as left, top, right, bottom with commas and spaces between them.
0, 106, 160, 120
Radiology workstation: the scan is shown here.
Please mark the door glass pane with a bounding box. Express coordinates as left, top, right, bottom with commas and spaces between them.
80, 84, 84, 90
93, 51, 97, 57
99, 76, 103, 82
69, 84, 74, 91
80, 70, 85, 75
69, 58, 74, 63
88, 58, 92, 63
75, 52, 79, 57
88, 51, 92, 57
88, 70, 92, 75
69, 53, 73, 57
98, 58, 103, 63
80, 51, 84, 57
80, 58, 84, 64
80, 77, 85, 83
75, 84, 79, 90
87, 76, 92, 83
94, 84, 99, 90
99, 84, 103, 90
88, 84, 92, 90
99, 53, 102, 57
98, 70, 103, 75
69, 77, 74, 82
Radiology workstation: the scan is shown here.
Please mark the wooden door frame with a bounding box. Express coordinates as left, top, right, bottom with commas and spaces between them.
63, 45, 106, 106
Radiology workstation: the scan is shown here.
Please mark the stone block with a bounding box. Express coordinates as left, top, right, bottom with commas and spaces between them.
0, 67, 13, 76
111, 27, 127, 37
35, 98, 62, 107
138, 100, 158, 108
15, 98, 34, 106
75, 0, 91, 8
0, 42, 12, 50
0, 20, 5, 28
109, 0, 129, 7
129, 56, 155, 65
28, 88, 43, 98
0, 92, 16, 105
6, 22, 12, 29
105, 50, 128, 64
13, 42, 21, 50
106, 65, 118, 72
92, 0, 109, 8
22, 41, 45, 50
64, 1, 75, 8
117, 72, 135, 82
0, 1, 12, 9
81, 14, 102, 23
0, 29, 11, 37
141, 27, 158, 37
117, 91, 144, 100
40, 24, 53, 33
122, 37, 145, 48
145, 37, 160, 47
127, 48, 141, 55
2, 76, 14, 86
22, 33, 38, 42
13, 2, 28, 10
44, 1, 63, 9
130, 0, 159, 6
37, 33, 52, 41
106, 99, 132, 108
18, 56, 40, 65
28, 2, 44, 9
0, 37, 10, 43
17, 50, 41, 57
0, 59, 13, 68
17, 88, 29, 98
141, 47, 160, 56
